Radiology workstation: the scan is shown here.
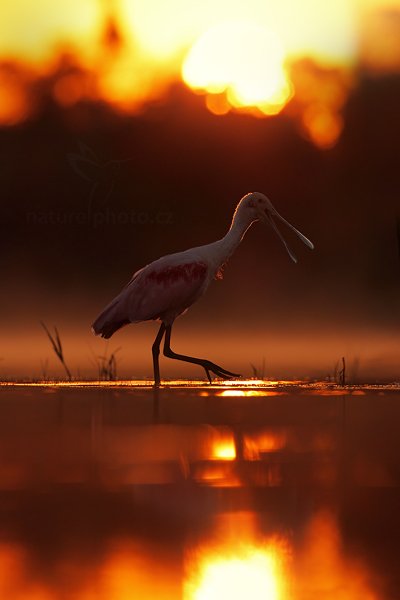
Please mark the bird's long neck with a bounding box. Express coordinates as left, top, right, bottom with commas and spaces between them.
211, 208, 255, 269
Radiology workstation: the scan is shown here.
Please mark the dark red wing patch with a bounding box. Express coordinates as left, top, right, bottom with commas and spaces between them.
145, 262, 207, 285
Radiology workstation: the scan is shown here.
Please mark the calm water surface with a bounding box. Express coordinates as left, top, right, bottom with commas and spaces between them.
0, 382, 399, 599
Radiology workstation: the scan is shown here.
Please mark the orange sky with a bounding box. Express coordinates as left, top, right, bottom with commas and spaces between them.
1, 0, 400, 145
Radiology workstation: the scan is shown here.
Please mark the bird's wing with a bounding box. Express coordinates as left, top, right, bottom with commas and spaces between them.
123, 265, 145, 288
124, 260, 210, 323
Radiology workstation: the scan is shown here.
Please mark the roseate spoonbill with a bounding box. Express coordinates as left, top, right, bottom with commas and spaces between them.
92, 192, 313, 385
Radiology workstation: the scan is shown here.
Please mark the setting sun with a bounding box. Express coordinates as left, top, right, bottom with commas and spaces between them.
182, 21, 292, 115
0, 0, 399, 144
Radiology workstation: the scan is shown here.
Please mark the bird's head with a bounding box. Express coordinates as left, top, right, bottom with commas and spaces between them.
241, 192, 314, 263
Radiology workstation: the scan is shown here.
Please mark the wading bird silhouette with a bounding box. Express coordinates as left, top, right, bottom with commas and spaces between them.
92, 192, 314, 385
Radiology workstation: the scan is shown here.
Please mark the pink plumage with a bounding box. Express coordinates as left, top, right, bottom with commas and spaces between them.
92, 260, 208, 338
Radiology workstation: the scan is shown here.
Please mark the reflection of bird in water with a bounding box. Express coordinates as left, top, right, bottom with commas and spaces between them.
68, 142, 133, 212
92, 192, 314, 385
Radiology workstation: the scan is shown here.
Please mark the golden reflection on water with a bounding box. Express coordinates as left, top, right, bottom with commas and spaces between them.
218, 389, 284, 397
293, 511, 379, 600
0, 540, 177, 600
187, 547, 284, 600
84, 541, 177, 600
243, 429, 287, 460
184, 512, 290, 600
0, 385, 397, 597
0, 509, 381, 600
1, 381, 398, 394
193, 463, 241, 487
211, 434, 236, 460
184, 509, 380, 600
0, 379, 281, 389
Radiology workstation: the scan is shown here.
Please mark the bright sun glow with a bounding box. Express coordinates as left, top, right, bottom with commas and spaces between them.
0, 0, 399, 144
182, 21, 292, 115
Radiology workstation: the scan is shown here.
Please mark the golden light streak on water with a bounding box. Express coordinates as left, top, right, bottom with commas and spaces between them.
218, 390, 245, 397
1, 381, 399, 394
211, 435, 236, 460
220, 379, 272, 385
0, 543, 53, 600
293, 511, 379, 599
0, 520, 379, 599
0, 378, 291, 388
188, 548, 282, 600
184, 512, 290, 600
243, 430, 287, 460
193, 464, 240, 487
88, 541, 176, 600
217, 389, 284, 396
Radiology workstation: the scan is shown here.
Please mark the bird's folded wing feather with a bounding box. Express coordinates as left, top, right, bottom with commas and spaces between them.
123, 260, 209, 322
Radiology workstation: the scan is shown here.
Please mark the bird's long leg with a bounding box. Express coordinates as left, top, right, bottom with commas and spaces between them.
152, 323, 166, 386
163, 325, 240, 383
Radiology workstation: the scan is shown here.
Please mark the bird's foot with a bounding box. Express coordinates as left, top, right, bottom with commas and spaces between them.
202, 361, 241, 384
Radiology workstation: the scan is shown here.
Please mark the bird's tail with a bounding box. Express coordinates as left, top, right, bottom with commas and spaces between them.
91, 297, 130, 339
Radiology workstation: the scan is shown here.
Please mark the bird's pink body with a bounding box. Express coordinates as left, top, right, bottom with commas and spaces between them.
92, 250, 215, 338
129, 259, 209, 324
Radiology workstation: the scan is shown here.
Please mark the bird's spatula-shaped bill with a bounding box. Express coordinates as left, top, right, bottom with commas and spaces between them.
261, 202, 314, 263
